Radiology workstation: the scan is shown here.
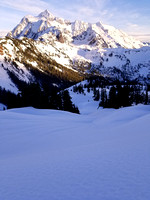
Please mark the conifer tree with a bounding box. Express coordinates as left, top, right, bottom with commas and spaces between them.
145, 89, 149, 105
61, 90, 79, 114
108, 86, 117, 108
99, 88, 107, 108
93, 89, 100, 101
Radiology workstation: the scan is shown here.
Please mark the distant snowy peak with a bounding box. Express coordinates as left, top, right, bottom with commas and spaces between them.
7, 10, 144, 49
98, 23, 143, 49
37, 9, 55, 19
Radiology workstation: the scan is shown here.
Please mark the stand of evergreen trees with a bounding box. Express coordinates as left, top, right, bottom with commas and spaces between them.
99, 85, 149, 109
0, 84, 79, 114
85, 76, 150, 109
1, 75, 150, 113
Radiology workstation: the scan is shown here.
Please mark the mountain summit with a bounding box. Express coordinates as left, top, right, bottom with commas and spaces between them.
8, 10, 143, 49
38, 9, 54, 19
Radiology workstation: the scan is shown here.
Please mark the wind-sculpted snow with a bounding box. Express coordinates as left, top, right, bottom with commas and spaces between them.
0, 105, 150, 200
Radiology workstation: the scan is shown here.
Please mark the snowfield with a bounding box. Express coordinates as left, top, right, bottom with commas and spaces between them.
0, 105, 150, 200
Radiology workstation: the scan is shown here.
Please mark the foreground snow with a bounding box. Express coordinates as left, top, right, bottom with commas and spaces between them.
0, 105, 150, 200
0, 103, 7, 110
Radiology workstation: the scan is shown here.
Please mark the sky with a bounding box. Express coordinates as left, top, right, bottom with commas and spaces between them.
0, 0, 150, 41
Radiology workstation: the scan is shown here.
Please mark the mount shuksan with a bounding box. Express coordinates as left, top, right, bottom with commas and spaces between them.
0, 10, 150, 93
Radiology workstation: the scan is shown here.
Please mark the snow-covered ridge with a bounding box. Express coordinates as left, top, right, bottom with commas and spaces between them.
0, 36, 150, 93
8, 10, 144, 49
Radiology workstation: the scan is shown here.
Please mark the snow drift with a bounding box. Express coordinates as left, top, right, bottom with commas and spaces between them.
0, 105, 150, 200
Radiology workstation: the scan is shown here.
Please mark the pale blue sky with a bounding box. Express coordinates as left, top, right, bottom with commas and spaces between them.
0, 0, 150, 40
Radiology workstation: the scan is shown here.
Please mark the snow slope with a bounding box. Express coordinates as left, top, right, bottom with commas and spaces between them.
0, 63, 18, 94
0, 105, 150, 200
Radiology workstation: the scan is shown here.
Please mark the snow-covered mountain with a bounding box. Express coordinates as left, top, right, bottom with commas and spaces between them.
8, 10, 143, 49
0, 10, 150, 93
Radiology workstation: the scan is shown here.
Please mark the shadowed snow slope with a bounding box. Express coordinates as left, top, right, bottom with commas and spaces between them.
0, 105, 150, 200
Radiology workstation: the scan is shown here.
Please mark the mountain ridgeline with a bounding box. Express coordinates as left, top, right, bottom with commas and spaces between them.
0, 10, 150, 111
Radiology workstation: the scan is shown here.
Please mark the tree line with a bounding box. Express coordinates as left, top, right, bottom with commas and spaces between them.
72, 76, 150, 109
98, 85, 149, 109
0, 84, 79, 114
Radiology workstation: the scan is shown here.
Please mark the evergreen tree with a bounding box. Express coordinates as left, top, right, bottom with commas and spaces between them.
87, 87, 90, 93
49, 90, 62, 110
117, 85, 131, 108
61, 90, 79, 114
145, 89, 149, 105
21, 83, 42, 108
93, 89, 100, 101
99, 88, 107, 108
108, 86, 117, 108
133, 85, 142, 105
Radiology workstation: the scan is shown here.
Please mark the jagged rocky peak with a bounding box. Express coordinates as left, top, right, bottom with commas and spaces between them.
96, 21, 103, 27
38, 9, 55, 19
7, 9, 145, 49
71, 20, 90, 36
